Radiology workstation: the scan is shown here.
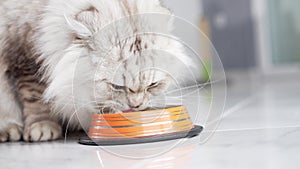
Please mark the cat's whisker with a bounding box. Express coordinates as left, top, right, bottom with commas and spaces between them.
150, 101, 184, 103
165, 78, 225, 94
165, 83, 201, 92
148, 103, 182, 106
164, 95, 215, 98
88, 100, 125, 114
165, 84, 206, 95
93, 100, 124, 107
155, 96, 214, 101
170, 86, 206, 97
85, 99, 119, 105
164, 88, 215, 99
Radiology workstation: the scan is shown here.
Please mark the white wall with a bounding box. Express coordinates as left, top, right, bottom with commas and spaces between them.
161, 0, 203, 26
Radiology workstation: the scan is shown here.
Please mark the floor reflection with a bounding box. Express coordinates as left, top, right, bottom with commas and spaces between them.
94, 137, 200, 169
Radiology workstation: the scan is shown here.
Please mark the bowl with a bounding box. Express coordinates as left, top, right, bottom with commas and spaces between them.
79, 106, 203, 146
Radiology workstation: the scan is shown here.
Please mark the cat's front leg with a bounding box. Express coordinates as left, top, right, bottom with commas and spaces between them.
0, 73, 23, 142
18, 83, 62, 142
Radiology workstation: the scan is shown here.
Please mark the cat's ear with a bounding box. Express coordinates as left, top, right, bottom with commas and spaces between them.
65, 7, 99, 39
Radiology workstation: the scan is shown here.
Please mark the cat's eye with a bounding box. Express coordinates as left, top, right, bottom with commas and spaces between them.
146, 82, 160, 92
149, 82, 159, 88
109, 83, 125, 91
128, 88, 135, 93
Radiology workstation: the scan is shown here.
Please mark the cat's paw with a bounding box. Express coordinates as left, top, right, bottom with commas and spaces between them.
0, 123, 22, 142
23, 120, 62, 142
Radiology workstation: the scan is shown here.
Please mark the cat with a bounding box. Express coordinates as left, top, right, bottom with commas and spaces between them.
0, 0, 192, 142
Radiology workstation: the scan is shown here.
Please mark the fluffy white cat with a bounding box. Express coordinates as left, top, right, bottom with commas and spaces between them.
0, 0, 192, 142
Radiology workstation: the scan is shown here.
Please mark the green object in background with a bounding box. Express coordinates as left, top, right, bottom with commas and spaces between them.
199, 17, 212, 82
202, 60, 211, 83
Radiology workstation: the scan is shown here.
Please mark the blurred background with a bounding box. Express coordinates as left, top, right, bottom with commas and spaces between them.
162, 0, 300, 83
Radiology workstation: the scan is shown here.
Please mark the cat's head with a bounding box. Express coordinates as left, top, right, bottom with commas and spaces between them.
42, 0, 192, 115
92, 51, 176, 112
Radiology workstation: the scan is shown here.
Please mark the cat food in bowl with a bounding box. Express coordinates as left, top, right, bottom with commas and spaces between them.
79, 106, 203, 146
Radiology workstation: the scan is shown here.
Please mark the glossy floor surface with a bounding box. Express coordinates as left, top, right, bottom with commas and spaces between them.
1, 76, 300, 169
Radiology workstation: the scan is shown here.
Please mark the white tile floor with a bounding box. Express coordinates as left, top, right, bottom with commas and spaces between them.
1, 76, 300, 169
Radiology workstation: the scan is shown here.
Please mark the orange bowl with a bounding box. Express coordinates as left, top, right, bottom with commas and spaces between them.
88, 106, 195, 139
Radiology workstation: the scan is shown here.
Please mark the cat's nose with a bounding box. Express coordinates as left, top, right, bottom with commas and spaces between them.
130, 103, 142, 109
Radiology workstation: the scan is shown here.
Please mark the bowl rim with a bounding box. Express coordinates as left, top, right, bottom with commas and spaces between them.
92, 105, 186, 118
